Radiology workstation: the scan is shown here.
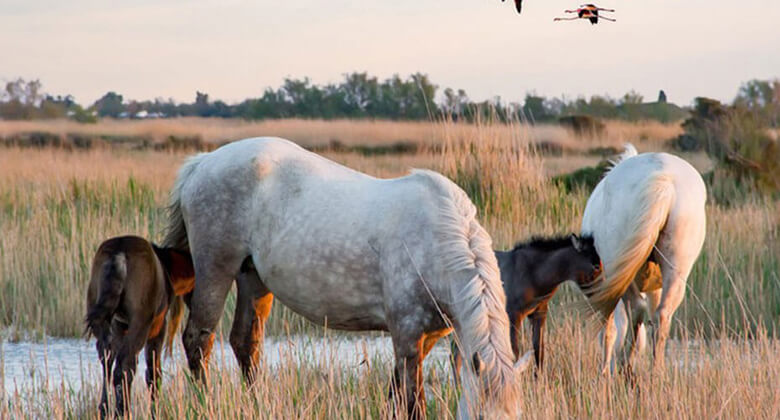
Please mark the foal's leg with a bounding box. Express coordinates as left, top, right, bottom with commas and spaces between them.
183, 251, 243, 381
229, 267, 273, 383
530, 303, 549, 371
113, 319, 153, 417
96, 335, 114, 418
421, 328, 452, 359
509, 311, 528, 361
144, 320, 167, 408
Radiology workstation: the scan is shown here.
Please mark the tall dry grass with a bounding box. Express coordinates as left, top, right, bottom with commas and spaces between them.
1, 319, 777, 419
0, 117, 681, 152
1, 117, 778, 419
0, 119, 777, 338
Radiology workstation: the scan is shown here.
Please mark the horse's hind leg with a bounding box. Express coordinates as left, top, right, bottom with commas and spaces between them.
183, 251, 243, 381
651, 260, 690, 371
618, 286, 649, 379
229, 264, 273, 384
96, 335, 115, 418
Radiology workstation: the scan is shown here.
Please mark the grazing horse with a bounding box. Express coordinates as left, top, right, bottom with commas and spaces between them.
162, 137, 532, 419
85, 235, 195, 417
580, 145, 706, 373
453, 234, 601, 377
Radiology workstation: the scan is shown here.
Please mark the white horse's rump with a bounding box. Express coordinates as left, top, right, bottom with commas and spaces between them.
164, 137, 529, 419
581, 145, 706, 371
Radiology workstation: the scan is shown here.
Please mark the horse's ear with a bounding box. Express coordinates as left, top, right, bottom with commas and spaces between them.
570, 233, 583, 252
472, 352, 483, 375
514, 350, 533, 375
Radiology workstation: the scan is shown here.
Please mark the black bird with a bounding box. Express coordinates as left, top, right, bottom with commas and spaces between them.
502, 0, 523, 14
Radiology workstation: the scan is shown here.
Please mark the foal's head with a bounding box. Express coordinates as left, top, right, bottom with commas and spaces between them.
567, 233, 601, 286
510, 233, 601, 289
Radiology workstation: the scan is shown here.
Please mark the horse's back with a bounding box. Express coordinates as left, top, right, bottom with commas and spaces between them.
88, 236, 165, 317
583, 152, 704, 232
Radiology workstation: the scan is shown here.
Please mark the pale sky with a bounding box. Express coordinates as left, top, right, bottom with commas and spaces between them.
2, 0, 779, 107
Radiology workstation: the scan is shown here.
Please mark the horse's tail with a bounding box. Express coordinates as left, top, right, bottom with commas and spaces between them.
84, 253, 127, 342
609, 143, 638, 168
165, 296, 185, 358
162, 153, 207, 250
584, 172, 675, 317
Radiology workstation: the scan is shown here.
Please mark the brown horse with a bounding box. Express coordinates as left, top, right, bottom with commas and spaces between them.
453, 234, 601, 377
85, 235, 194, 417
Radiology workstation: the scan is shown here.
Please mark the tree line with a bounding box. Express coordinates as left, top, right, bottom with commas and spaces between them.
1, 73, 777, 125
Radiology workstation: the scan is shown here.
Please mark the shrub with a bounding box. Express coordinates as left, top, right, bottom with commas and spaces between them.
558, 115, 606, 136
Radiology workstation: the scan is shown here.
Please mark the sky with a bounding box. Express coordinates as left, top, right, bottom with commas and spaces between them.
2, 0, 779, 107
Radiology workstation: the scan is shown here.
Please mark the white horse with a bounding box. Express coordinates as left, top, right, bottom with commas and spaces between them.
162, 137, 532, 419
581, 145, 707, 373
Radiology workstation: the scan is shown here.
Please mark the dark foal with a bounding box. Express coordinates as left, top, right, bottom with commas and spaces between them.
85, 235, 195, 418
452, 234, 601, 376
501, 234, 601, 370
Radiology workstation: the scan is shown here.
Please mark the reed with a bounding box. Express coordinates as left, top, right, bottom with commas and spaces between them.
0, 119, 777, 339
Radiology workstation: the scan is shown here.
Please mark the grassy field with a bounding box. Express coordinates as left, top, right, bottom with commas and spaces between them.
1, 117, 778, 418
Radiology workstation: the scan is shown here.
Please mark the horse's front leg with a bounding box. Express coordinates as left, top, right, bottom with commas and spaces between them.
620, 285, 649, 378
230, 264, 273, 384
183, 251, 242, 382
389, 332, 425, 420
600, 309, 618, 375
449, 338, 462, 386
509, 310, 528, 361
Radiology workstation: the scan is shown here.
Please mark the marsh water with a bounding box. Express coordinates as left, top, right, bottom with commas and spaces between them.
1, 335, 453, 395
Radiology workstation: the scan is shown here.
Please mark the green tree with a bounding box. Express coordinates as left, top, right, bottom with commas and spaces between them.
93, 92, 125, 118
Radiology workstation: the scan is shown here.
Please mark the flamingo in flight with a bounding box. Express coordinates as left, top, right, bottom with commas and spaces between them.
554, 4, 616, 24
502, 0, 523, 14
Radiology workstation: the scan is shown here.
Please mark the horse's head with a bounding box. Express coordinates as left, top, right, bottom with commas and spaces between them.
456, 350, 533, 420
569, 233, 602, 286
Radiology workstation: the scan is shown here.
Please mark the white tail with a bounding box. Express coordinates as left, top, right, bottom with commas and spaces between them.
586, 172, 675, 316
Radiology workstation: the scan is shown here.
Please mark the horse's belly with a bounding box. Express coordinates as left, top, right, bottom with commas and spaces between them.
259, 266, 388, 331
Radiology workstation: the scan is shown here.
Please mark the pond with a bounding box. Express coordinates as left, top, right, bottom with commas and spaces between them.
1, 334, 454, 395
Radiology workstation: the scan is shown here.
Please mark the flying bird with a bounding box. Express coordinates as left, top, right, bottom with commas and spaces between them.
554, 4, 616, 24
502, 0, 523, 14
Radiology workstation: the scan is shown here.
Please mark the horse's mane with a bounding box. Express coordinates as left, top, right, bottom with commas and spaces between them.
410, 169, 518, 410
510, 234, 594, 253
